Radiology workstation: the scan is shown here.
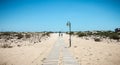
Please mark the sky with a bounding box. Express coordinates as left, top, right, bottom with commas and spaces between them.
0, 0, 120, 32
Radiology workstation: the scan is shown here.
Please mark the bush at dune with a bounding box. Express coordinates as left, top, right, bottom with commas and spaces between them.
2, 44, 13, 48
25, 34, 31, 38
109, 33, 120, 41
76, 32, 87, 37
42, 32, 51, 37
45, 32, 50, 37
93, 31, 113, 37
94, 38, 101, 42
16, 33, 24, 39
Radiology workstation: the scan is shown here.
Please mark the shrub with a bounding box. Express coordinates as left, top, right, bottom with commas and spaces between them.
86, 31, 93, 36
118, 33, 120, 35
76, 32, 86, 37
93, 31, 113, 37
41, 33, 46, 37
1, 32, 11, 36
25, 34, 31, 38
66, 32, 74, 35
1, 44, 13, 48
16, 34, 24, 39
94, 38, 101, 42
109, 33, 120, 41
17, 45, 21, 47
45, 32, 50, 37
42, 32, 51, 37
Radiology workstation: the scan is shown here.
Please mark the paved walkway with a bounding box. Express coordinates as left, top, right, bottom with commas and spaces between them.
42, 37, 79, 65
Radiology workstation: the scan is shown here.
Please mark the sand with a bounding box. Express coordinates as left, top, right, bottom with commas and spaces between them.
0, 33, 120, 65
63, 34, 120, 65
0, 33, 58, 65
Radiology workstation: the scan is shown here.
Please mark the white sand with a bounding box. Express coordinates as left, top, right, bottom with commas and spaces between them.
63, 34, 120, 65
0, 33, 120, 65
0, 34, 58, 65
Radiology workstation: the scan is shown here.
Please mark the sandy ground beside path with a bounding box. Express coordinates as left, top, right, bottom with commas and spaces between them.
63, 34, 120, 65
0, 34, 58, 65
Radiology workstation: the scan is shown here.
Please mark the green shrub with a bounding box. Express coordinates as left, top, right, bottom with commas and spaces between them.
93, 31, 113, 37
25, 34, 31, 38
41, 33, 46, 37
76, 32, 86, 37
42, 32, 51, 37
69, 32, 74, 35
16, 34, 24, 39
45, 32, 50, 37
109, 33, 120, 40
66, 32, 74, 35
94, 38, 101, 42
86, 31, 93, 36
1, 32, 11, 36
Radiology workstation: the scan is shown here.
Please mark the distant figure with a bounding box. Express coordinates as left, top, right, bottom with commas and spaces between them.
61, 33, 63, 37
59, 32, 61, 37
59, 32, 63, 37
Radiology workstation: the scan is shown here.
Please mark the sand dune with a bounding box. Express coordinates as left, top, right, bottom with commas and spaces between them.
63, 34, 120, 65
0, 33, 120, 65
0, 33, 58, 65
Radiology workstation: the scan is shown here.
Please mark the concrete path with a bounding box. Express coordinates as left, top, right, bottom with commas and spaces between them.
42, 37, 79, 65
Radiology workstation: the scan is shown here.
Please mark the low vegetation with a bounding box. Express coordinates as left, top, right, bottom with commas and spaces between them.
0, 32, 52, 48
109, 33, 120, 41
76, 32, 87, 37
94, 38, 101, 42
66, 31, 120, 42
1, 44, 13, 48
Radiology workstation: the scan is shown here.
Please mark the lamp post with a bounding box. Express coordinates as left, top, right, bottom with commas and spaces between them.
66, 21, 71, 47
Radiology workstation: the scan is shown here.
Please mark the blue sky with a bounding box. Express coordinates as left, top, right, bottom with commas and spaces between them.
0, 0, 120, 32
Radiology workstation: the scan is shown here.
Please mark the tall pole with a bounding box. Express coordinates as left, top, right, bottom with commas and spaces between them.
69, 22, 71, 47
66, 21, 71, 47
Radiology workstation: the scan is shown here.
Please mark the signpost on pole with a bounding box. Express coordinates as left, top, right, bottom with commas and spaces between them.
66, 21, 71, 47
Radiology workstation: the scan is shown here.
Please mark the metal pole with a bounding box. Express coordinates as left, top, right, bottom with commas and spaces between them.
66, 21, 72, 47
69, 22, 71, 47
